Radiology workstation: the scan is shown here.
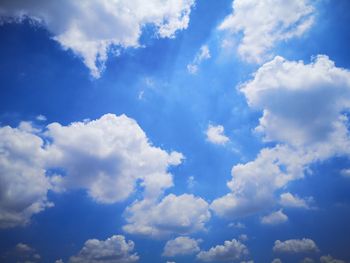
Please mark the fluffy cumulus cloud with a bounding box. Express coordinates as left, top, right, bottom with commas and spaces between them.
206, 124, 229, 145
273, 238, 319, 254
69, 235, 139, 263
241, 55, 350, 149
187, 45, 211, 74
211, 145, 305, 218
123, 194, 211, 238
45, 114, 183, 203
218, 0, 314, 63
0, 114, 183, 228
279, 192, 312, 209
162, 236, 201, 257
196, 239, 249, 262
211, 55, 350, 218
0, 125, 53, 228
320, 255, 346, 263
260, 210, 288, 225
0, 0, 195, 77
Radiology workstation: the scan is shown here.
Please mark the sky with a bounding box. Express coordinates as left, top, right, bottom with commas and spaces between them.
0, 0, 350, 262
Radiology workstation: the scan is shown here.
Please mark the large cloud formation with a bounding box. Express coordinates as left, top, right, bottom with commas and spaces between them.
123, 194, 211, 238
69, 235, 139, 263
0, 0, 195, 77
0, 114, 183, 228
211, 55, 350, 218
219, 0, 314, 63
162, 236, 201, 257
273, 238, 319, 254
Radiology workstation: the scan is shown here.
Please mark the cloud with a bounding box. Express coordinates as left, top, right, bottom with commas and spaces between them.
340, 169, 350, 178
206, 124, 229, 145
69, 235, 139, 263
15, 243, 35, 253
196, 239, 249, 262
241, 55, 350, 150
36, 115, 47, 121
187, 45, 211, 74
123, 194, 210, 238
273, 238, 319, 254
211, 55, 350, 219
279, 192, 312, 209
211, 145, 304, 218
46, 113, 183, 203
261, 210, 288, 225
228, 222, 245, 229
218, 0, 314, 63
163, 236, 201, 257
0, 114, 182, 228
0, 125, 53, 228
271, 259, 282, 263
301, 258, 315, 263
320, 255, 346, 263
2, 243, 41, 263
238, 234, 248, 242
0, 0, 195, 78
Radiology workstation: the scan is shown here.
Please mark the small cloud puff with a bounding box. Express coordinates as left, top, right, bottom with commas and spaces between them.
206, 124, 229, 145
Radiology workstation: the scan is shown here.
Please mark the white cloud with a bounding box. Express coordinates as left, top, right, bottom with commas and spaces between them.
271, 259, 282, 263
46, 113, 183, 203
239, 234, 248, 242
320, 255, 346, 263
123, 194, 211, 238
261, 210, 288, 225
187, 45, 211, 74
0, 114, 183, 228
340, 169, 350, 178
16, 243, 35, 253
0, 125, 53, 228
187, 176, 196, 189
163, 236, 201, 257
206, 124, 229, 145
36, 115, 47, 121
196, 239, 249, 262
279, 192, 312, 209
211, 145, 306, 218
0, 0, 195, 78
273, 238, 319, 254
218, 0, 314, 63
211, 55, 350, 219
240, 55, 350, 150
69, 235, 139, 263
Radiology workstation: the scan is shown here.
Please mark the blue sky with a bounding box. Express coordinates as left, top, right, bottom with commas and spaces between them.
0, 1, 350, 262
